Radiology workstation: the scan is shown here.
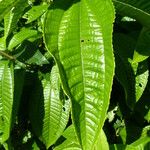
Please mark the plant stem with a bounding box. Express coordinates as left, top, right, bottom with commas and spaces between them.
0, 51, 26, 68
0, 51, 15, 61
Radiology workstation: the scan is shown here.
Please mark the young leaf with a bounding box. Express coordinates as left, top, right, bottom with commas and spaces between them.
8, 28, 38, 50
0, 61, 14, 144
29, 66, 70, 149
44, 0, 115, 149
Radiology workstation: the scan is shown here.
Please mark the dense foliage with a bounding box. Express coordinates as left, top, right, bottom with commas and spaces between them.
0, 0, 150, 149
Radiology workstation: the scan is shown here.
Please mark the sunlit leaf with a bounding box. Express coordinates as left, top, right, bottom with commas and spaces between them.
8, 28, 38, 50
24, 4, 48, 24
4, 0, 29, 38
44, 0, 115, 149
0, 61, 14, 144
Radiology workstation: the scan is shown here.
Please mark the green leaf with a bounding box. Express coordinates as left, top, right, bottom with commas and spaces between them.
29, 66, 70, 149
134, 80, 150, 124
133, 61, 149, 102
26, 50, 49, 65
113, 0, 150, 27
11, 69, 25, 127
54, 125, 81, 150
24, 4, 48, 24
0, 0, 15, 22
110, 126, 150, 150
44, 0, 115, 149
133, 27, 150, 63
55, 127, 109, 150
109, 144, 126, 150
127, 126, 150, 149
0, 61, 14, 144
114, 33, 148, 109
4, 0, 29, 38
94, 130, 109, 150
0, 37, 6, 50
8, 28, 38, 50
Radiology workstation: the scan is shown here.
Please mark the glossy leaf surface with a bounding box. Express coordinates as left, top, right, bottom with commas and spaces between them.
4, 0, 28, 38
94, 130, 109, 150
54, 125, 81, 150
24, 4, 48, 24
0, 0, 16, 22
29, 66, 70, 149
0, 61, 14, 144
8, 28, 38, 50
44, 0, 115, 149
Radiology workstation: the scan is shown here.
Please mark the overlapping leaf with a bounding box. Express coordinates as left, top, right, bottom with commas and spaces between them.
8, 28, 38, 50
4, 0, 29, 38
110, 126, 150, 150
54, 125, 81, 150
54, 126, 109, 150
0, 61, 14, 144
0, 0, 16, 22
133, 27, 150, 63
29, 66, 70, 149
44, 0, 115, 149
94, 130, 109, 150
24, 4, 48, 24
114, 33, 149, 109
113, 0, 150, 27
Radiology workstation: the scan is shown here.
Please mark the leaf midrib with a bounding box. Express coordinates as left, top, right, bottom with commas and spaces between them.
79, 1, 86, 147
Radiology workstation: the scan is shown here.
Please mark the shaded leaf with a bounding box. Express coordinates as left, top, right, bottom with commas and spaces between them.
114, 33, 148, 109
133, 27, 150, 63
29, 66, 70, 149
113, 0, 150, 27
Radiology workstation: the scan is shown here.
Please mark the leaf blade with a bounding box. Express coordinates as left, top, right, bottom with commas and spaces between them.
0, 61, 14, 144
113, 0, 150, 27
44, 0, 115, 149
29, 66, 70, 148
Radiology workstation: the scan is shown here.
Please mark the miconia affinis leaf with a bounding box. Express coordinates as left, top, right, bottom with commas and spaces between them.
44, 0, 115, 149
